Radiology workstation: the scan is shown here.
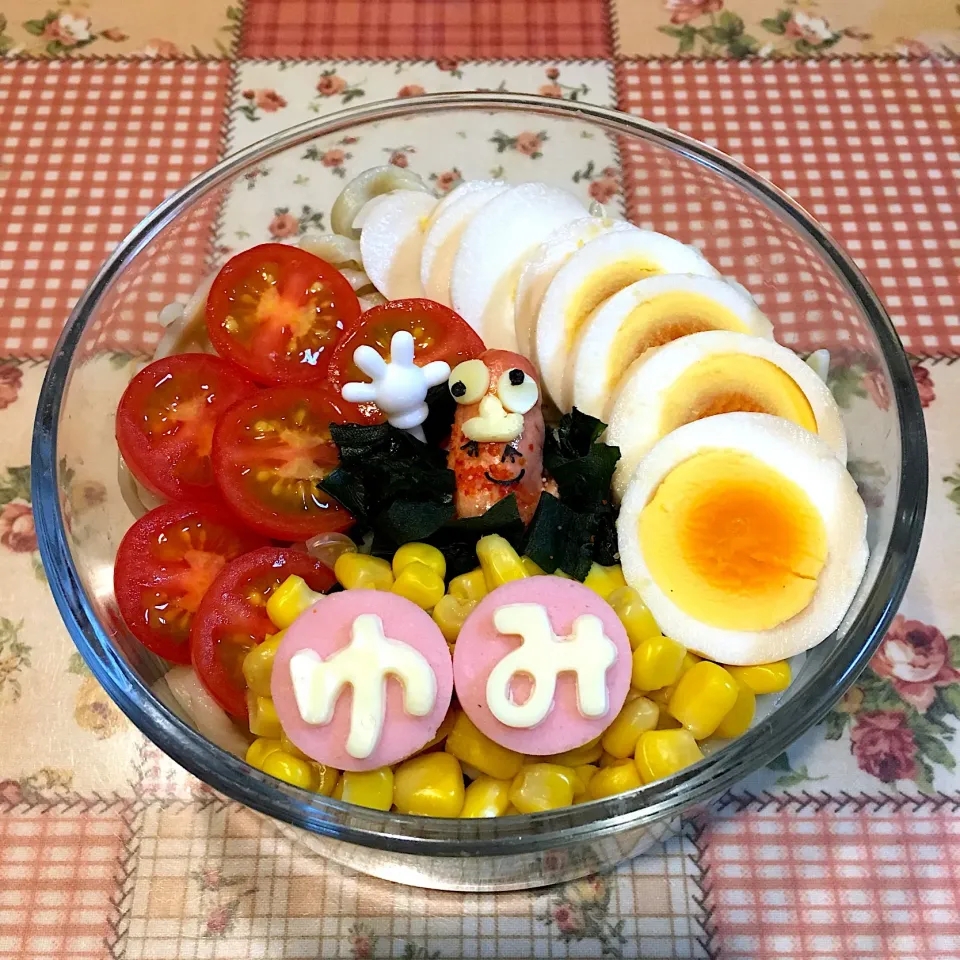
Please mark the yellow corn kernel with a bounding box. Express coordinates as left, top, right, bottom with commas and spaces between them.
392, 542, 446, 581
635, 729, 704, 784
280, 730, 309, 761
448, 568, 488, 602
503, 805, 521, 816
543, 736, 603, 767
668, 661, 739, 739
520, 556, 545, 577
445, 711, 524, 780
588, 759, 643, 799
476, 534, 528, 590
657, 712, 683, 730
714, 681, 757, 739
310, 763, 340, 797
266, 575, 321, 630
632, 634, 687, 691
432, 594, 477, 643
728, 661, 792, 695
245, 737, 282, 770
246, 691, 282, 738
598, 751, 621, 768
648, 684, 676, 710
393, 753, 465, 817
335, 768, 394, 811
583, 562, 626, 601
334, 553, 394, 591
571, 764, 598, 802
601, 696, 660, 758
460, 777, 512, 818
607, 586, 660, 650
509, 764, 575, 813
261, 751, 318, 790
680, 652, 702, 676
242, 633, 284, 697
391, 560, 445, 610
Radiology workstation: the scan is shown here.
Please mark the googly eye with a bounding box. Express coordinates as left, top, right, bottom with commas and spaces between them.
448, 359, 489, 405
496, 368, 538, 414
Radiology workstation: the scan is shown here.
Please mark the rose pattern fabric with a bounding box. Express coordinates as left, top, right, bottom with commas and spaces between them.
850, 711, 918, 783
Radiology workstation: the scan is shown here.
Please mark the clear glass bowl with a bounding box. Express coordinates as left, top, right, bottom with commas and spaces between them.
32, 93, 927, 891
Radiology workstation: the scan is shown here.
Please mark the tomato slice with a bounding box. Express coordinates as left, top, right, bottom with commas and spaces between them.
191, 547, 335, 718
327, 299, 486, 422
206, 243, 361, 385
115, 353, 258, 502
212, 385, 354, 540
114, 502, 267, 664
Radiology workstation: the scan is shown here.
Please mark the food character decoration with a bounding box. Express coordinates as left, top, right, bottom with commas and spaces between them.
447, 349, 545, 524
271, 591, 453, 771
453, 577, 631, 754
341, 329, 451, 441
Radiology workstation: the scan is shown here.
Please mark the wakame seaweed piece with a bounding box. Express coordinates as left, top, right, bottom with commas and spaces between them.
422, 381, 457, 448
592, 504, 620, 566
374, 498, 455, 545
545, 407, 606, 461
543, 408, 621, 508
320, 421, 455, 528
521, 493, 598, 581
426, 495, 524, 579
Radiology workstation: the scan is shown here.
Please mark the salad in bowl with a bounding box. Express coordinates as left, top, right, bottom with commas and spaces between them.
108, 161, 871, 821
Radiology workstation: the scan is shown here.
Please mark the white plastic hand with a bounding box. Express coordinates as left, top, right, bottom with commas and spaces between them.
341, 330, 450, 439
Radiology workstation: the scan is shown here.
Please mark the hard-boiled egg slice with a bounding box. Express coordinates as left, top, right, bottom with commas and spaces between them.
606, 330, 846, 502
617, 413, 868, 665
534, 229, 718, 409
420, 180, 509, 306
359, 190, 439, 300
514, 216, 635, 361
450, 182, 586, 351
571, 274, 774, 421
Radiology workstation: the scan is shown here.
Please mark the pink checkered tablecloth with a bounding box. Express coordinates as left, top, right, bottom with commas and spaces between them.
0, 0, 959, 957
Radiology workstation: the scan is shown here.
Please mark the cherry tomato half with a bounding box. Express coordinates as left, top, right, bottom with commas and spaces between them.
206, 243, 361, 385
115, 353, 258, 502
212, 385, 354, 540
114, 502, 267, 664
191, 547, 335, 718
327, 299, 486, 422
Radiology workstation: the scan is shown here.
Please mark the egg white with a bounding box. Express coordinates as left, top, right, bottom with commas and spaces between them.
617, 412, 868, 665
359, 190, 439, 300
535, 229, 719, 410
420, 180, 509, 306
513, 216, 634, 361
606, 329, 847, 502
571, 274, 774, 423
450, 182, 586, 350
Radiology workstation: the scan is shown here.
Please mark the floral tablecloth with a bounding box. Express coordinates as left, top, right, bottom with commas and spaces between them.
1, 1, 960, 958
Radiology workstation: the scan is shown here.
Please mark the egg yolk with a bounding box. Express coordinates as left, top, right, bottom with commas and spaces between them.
639, 450, 827, 631
659, 354, 817, 435
607, 292, 750, 388
564, 258, 662, 348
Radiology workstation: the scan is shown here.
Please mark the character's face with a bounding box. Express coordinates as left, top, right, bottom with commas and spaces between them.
448, 357, 540, 486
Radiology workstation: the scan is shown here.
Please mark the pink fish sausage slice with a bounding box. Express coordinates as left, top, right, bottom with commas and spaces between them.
453, 577, 631, 755
271, 591, 453, 772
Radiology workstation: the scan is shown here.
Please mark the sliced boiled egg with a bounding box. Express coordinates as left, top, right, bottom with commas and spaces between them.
606, 330, 846, 502
450, 182, 586, 351
514, 216, 635, 360
420, 180, 509, 306
359, 190, 439, 300
617, 413, 868, 665
571, 274, 773, 421
534, 229, 719, 410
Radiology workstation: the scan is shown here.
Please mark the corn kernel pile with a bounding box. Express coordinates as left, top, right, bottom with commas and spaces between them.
242, 534, 791, 817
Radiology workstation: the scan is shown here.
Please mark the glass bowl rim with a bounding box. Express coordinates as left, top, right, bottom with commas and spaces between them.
32, 92, 927, 856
